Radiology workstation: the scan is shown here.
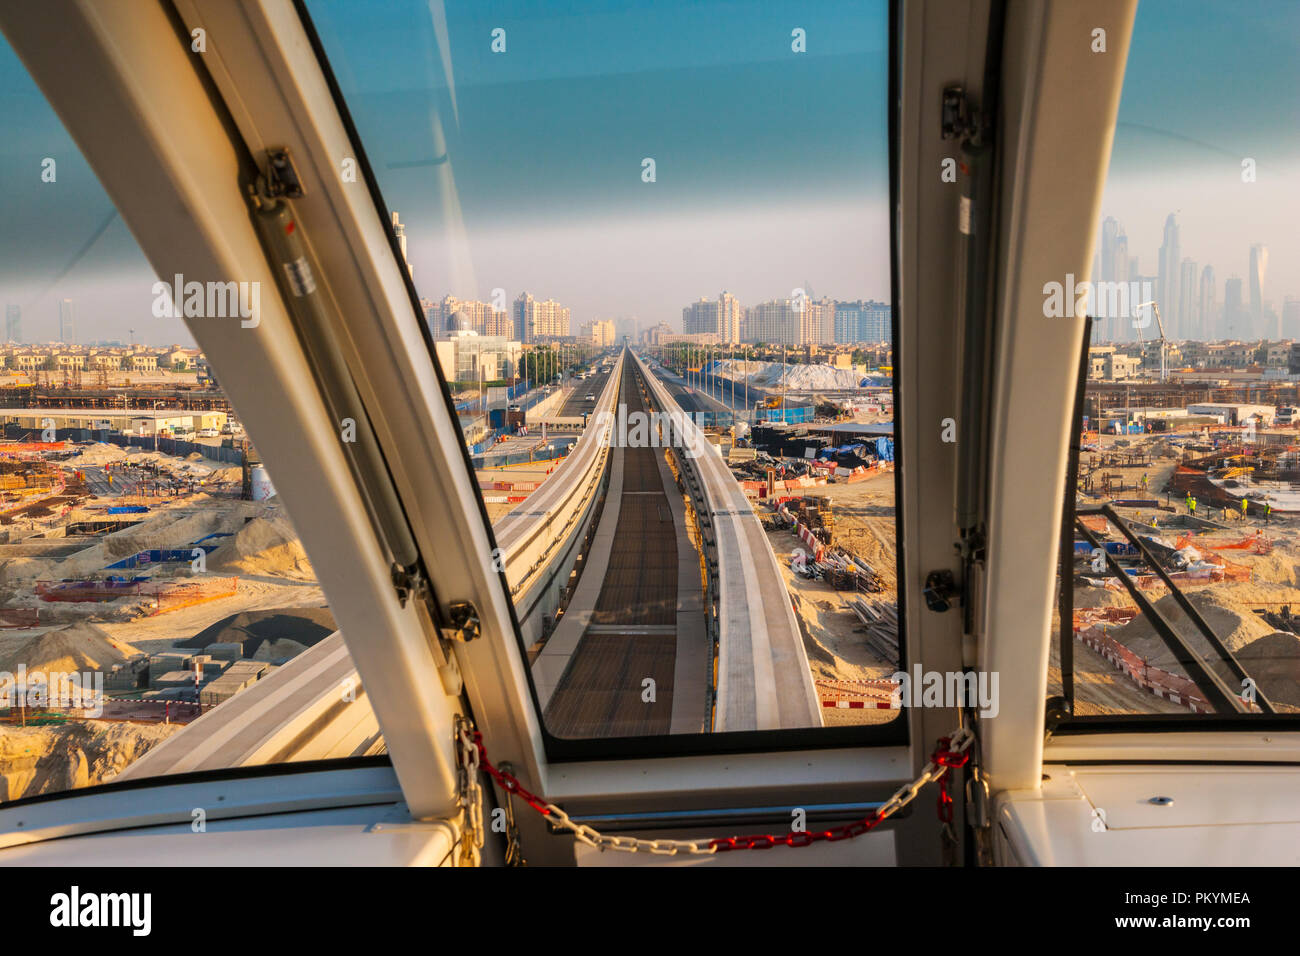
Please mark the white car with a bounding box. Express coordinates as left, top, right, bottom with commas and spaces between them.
197, 427, 219, 438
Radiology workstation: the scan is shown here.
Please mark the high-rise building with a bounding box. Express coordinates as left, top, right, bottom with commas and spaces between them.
1156, 214, 1180, 340
579, 319, 616, 347
1223, 277, 1245, 339
1198, 266, 1217, 341
682, 292, 741, 343
745, 297, 835, 345
4, 304, 19, 343
512, 293, 570, 342
1249, 243, 1268, 337
832, 300, 891, 344
58, 298, 75, 344
1178, 259, 1199, 341
1283, 297, 1300, 340
426, 295, 513, 337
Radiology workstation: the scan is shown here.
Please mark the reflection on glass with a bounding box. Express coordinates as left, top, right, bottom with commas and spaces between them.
0, 33, 355, 804
307, 0, 898, 737
1055, 0, 1300, 717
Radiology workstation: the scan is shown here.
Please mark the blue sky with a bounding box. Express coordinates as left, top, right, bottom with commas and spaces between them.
1, 0, 1294, 343
306, 0, 891, 332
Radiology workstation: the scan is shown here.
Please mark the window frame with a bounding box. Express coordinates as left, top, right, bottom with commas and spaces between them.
292, 0, 912, 763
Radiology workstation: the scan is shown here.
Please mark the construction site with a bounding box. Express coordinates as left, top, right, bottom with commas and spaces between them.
0, 422, 329, 801
1052, 407, 1300, 717
720, 419, 902, 725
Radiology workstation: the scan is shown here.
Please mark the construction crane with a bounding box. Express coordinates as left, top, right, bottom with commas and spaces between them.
1134, 300, 1169, 382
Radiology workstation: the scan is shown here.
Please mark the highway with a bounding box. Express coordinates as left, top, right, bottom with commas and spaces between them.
556, 368, 612, 418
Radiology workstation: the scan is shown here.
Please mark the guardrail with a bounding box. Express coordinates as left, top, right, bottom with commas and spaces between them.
494, 354, 623, 640
117, 360, 625, 772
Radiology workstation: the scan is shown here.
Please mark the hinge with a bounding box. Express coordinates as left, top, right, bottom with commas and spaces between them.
264, 147, 305, 199
390, 561, 429, 608
440, 601, 482, 643
940, 85, 980, 144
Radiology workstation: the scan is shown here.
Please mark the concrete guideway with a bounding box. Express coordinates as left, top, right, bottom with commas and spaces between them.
637, 352, 822, 732
537, 355, 710, 737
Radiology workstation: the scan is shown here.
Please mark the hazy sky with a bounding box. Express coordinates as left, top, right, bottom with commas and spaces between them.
1, 0, 1294, 344
307, 0, 891, 333
1098, 0, 1299, 306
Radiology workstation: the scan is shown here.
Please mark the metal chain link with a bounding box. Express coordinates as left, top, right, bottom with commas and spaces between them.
454, 715, 485, 865
454, 719, 975, 858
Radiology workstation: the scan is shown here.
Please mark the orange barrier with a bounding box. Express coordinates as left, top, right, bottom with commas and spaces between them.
1075, 624, 1212, 714
1174, 532, 1272, 555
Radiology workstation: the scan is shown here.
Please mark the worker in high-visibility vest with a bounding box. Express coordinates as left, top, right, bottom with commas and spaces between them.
1265, 501, 1272, 525
1241, 497, 1249, 521
1185, 492, 1194, 514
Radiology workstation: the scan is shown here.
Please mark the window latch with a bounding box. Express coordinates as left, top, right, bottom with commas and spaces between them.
923, 569, 958, 613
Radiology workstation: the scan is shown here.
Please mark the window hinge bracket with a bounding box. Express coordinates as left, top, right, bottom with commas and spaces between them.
940, 85, 981, 144
391, 561, 429, 608
440, 601, 482, 643
264, 147, 305, 199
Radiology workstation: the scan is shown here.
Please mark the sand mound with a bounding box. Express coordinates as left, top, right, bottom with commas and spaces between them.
1116, 589, 1275, 671
207, 516, 314, 581
1237, 550, 1300, 588
1073, 586, 1135, 610
0, 721, 179, 802
100, 509, 224, 560
0, 622, 128, 674
1233, 632, 1300, 708
252, 637, 309, 662
63, 443, 130, 467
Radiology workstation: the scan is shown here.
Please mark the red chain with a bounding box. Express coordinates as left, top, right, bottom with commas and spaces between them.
466, 729, 971, 853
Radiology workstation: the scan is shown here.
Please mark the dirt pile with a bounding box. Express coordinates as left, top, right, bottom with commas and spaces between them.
207, 516, 314, 580
0, 622, 129, 674
1234, 632, 1300, 709
179, 606, 334, 655
0, 721, 179, 802
252, 638, 309, 662
1117, 589, 1274, 670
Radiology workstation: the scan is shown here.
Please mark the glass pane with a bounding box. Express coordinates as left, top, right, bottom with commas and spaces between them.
307, 0, 900, 739
0, 32, 373, 804
1054, 0, 1300, 717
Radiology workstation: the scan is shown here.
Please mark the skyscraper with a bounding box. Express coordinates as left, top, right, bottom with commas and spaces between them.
1283, 297, 1300, 340
4, 304, 19, 343
1095, 217, 1132, 341
1223, 277, 1245, 340
1178, 259, 1199, 341
1249, 243, 1268, 337
511, 292, 570, 342
1198, 266, 1217, 341
683, 292, 741, 343
1156, 214, 1180, 340
58, 298, 75, 344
